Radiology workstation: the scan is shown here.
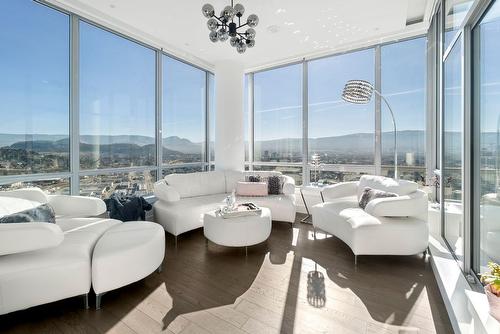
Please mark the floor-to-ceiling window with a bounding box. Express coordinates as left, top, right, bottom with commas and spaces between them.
247, 38, 427, 187
381, 38, 427, 182
308, 49, 375, 183
0, 0, 70, 193
79, 21, 157, 196
0, 0, 213, 197
162, 56, 206, 175
253, 64, 303, 185
473, 0, 500, 273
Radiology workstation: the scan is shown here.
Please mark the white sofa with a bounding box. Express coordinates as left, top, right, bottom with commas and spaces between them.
153, 170, 296, 239
0, 188, 120, 315
312, 175, 429, 262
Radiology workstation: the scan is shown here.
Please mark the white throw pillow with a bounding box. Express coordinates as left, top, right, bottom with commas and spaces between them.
0, 196, 64, 256
0, 223, 63, 256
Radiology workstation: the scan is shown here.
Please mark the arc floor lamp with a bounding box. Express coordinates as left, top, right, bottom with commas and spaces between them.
341, 80, 398, 179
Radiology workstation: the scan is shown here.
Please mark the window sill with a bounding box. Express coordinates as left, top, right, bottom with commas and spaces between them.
429, 235, 500, 334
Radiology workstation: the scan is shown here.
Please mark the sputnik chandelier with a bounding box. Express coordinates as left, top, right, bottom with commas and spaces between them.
201, 1, 259, 54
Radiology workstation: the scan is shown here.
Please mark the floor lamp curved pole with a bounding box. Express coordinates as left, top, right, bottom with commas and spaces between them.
342, 80, 398, 179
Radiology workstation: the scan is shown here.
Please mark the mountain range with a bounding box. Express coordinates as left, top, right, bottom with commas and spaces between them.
0, 130, 495, 155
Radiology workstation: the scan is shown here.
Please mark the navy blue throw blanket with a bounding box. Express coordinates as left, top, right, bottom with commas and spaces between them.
104, 194, 152, 222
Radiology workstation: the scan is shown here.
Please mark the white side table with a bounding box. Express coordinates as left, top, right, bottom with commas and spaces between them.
203, 207, 272, 256
300, 184, 326, 223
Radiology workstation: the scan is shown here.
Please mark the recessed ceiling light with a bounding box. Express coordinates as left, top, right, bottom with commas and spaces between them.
267, 25, 280, 33
293, 30, 301, 34
276, 8, 286, 14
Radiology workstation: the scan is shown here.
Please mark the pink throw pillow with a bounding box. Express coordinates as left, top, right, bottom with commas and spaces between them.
236, 182, 268, 197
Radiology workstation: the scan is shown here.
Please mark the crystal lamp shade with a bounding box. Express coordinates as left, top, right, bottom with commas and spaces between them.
202, 2, 258, 54
342, 80, 374, 104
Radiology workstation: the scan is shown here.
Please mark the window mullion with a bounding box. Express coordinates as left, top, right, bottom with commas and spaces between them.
375, 45, 382, 176
70, 15, 80, 195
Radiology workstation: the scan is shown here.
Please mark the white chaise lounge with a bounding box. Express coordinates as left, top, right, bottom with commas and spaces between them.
311, 175, 429, 263
153, 170, 297, 241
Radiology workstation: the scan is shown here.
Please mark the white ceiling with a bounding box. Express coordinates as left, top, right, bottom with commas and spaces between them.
48, 0, 433, 71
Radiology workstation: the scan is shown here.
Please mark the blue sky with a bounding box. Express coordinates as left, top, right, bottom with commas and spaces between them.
254, 38, 427, 142
2, 0, 499, 146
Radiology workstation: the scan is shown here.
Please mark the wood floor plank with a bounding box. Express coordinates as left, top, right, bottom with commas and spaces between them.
0, 214, 453, 334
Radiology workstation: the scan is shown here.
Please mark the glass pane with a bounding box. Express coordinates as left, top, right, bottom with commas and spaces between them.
79, 22, 156, 170
252, 165, 302, 186
310, 170, 370, 185
473, 1, 500, 272
443, 37, 463, 267
254, 64, 302, 163
244, 75, 250, 162
0, 178, 70, 195
162, 165, 204, 176
0, 1, 69, 175
444, 0, 474, 49
163, 56, 206, 164
209, 73, 215, 162
381, 38, 427, 183
308, 49, 375, 165
80, 170, 156, 198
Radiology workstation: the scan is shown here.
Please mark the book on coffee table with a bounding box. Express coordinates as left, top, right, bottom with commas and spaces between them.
219, 203, 262, 219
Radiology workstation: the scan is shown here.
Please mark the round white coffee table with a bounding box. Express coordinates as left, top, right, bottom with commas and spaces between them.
203, 207, 272, 255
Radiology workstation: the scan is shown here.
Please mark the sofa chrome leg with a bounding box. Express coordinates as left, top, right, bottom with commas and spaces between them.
96, 293, 103, 310
175, 235, 178, 248
313, 226, 317, 240
157, 264, 162, 274
354, 255, 358, 266
83, 293, 89, 310
245, 246, 248, 257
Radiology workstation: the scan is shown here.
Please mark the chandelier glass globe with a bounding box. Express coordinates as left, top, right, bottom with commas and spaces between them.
209, 31, 218, 42
236, 43, 247, 54
245, 28, 256, 40
202, 2, 258, 54
202, 4, 215, 18
222, 6, 235, 20
217, 28, 229, 42
233, 3, 245, 16
247, 14, 259, 28
207, 18, 218, 31
230, 36, 239, 47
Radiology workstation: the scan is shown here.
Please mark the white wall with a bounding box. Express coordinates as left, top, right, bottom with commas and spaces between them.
214, 60, 245, 171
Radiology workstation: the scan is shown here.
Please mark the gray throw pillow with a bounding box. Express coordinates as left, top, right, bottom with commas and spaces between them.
0, 204, 56, 224
359, 187, 397, 209
245, 175, 261, 182
267, 175, 283, 195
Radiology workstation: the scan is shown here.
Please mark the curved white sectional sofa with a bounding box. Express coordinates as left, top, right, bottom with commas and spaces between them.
153, 170, 297, 237
312, 175, 429, 259
0, 188, 120, 315
0, 188, 165, 314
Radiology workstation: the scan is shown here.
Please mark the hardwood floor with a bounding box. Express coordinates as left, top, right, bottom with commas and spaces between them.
0, 214, 453, 334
